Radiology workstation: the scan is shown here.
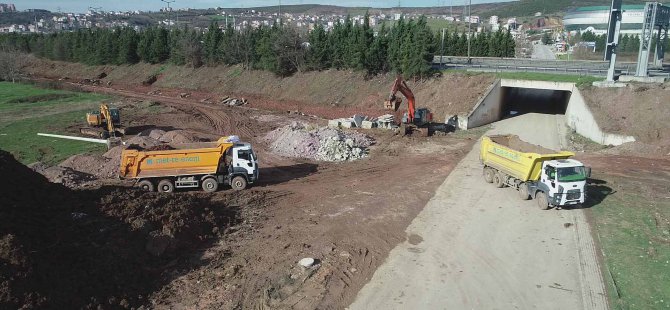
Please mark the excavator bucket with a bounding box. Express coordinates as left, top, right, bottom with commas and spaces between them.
384, 98, 402, 111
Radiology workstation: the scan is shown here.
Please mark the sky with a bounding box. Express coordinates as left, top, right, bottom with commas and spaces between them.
14, 0, 508, 13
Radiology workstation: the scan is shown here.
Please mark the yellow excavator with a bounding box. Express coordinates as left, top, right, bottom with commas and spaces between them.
80, 104, 125, 138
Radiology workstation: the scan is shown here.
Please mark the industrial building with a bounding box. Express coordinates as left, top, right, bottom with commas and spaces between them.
563, 5, 645, 35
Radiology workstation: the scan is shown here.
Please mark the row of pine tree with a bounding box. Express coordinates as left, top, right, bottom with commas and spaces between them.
0, 15, 515, 78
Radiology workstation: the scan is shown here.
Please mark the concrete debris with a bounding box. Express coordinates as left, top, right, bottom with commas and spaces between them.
329, 114, 397, 130
317, 136, 367, 162
265, 122, 373, 162
299, 257, 316, 268
179, 93, 191, 99
221, 96, 248, 106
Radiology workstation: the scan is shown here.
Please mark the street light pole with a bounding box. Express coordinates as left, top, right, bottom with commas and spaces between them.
467, 0, 471, 62
160, 0, 175, 29
440, 28, 447, 68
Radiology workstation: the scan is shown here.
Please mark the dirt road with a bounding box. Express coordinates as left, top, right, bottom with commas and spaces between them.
350, 113, 607, 310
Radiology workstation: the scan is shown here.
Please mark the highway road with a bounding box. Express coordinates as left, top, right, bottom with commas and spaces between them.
349, 113, 607, 310
532, 43, 557, 60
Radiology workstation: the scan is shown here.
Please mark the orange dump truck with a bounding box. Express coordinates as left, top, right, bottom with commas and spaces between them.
119, 137, 258, 193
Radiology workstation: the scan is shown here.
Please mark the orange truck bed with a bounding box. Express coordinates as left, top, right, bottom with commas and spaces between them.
119, 137, 233, 179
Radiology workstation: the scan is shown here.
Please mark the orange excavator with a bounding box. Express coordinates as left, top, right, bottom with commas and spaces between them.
384, 75, 432, 135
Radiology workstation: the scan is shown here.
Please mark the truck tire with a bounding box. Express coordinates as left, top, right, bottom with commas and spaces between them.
493, 172, 505, 188
138, 180, 154, 192
483, 167, 494, 183
231, 176, 247, 191
518, 183, 530, 200
157, 179, 174, 193
201, 177, 219, 193
536, 192, 550, 210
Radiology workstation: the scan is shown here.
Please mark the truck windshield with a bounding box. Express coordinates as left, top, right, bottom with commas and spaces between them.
557, 166, 587, 182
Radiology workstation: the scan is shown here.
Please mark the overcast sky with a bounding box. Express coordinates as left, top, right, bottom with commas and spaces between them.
15, 0, 507, 13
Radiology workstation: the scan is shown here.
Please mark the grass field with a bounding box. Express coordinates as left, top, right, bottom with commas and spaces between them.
0, 82, 111, 165
443, 70, 603, 87
588, 174, 670, 309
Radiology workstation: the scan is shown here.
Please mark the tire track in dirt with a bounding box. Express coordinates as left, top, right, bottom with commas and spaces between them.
45, 80, 265, 140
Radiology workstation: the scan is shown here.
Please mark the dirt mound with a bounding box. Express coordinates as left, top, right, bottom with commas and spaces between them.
581, 83, 670, 143
0, 149, 266, 309
29, 161, 96, 187
490, 135, 557, 154
265, 122, 373, 161
159, 130, 202, 144
59, 154, 118, 179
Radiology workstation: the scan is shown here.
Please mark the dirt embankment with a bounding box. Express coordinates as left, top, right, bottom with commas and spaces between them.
0, 149, 270, 309
580, 83, 670, 155
23, 56, 494, 122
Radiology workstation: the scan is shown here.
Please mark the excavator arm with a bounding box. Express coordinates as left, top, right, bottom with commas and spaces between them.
100, 104, 116, 137
385, 76, 416, 121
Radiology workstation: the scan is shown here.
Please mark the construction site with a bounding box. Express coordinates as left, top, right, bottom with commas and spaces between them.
1, 51, 670, 310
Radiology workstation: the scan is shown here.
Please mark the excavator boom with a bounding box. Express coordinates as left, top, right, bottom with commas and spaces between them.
384, 76, 416, 121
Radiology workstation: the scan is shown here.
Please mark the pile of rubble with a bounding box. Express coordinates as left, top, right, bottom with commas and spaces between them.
265, 122, 373, 162
329, 114, 398, 130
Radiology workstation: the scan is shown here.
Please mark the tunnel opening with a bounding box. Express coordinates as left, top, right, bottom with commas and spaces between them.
499, 87, 571, 119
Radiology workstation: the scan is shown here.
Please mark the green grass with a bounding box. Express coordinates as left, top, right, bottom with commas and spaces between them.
0, 82, 110, 165
494, 72, 603, 87
588, 177, 670, 310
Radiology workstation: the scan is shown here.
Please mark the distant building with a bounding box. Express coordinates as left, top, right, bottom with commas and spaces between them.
563, 5, 645, 35
394, 13, 402, 20
0, 3, 16, 13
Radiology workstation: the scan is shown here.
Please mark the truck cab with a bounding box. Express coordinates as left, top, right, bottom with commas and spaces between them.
538, 159, 589, 207
224, 143, 259, 188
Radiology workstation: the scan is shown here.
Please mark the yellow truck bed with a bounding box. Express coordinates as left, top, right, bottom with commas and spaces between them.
120, 138, 233, 179
480, 135, 574, 181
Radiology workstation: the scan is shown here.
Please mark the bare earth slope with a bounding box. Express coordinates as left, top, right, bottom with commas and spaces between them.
23, 56, 494, 123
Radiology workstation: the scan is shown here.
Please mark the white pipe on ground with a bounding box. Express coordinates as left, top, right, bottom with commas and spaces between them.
37, 133, 109, 144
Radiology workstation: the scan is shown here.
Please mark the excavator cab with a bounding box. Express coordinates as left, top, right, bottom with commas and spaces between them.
81, 103, 125, 138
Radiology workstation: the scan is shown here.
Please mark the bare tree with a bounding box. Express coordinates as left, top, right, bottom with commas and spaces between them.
0, 46, 26, 83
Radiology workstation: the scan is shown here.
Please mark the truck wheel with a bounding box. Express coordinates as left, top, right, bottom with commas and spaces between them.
483, 167, 494, 183
231, 176, 247, 191
201, 177, 219, 193
138, 180, 154, 192
536, 192, 550, 210
493, 173, 505, 188
518, 183, 530, 200
157, 179, 174, 193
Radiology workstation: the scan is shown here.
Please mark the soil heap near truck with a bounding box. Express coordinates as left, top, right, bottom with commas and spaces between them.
480, 135, 590, 209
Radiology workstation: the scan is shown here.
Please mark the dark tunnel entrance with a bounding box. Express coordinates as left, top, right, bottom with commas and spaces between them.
499, 87, 571, 119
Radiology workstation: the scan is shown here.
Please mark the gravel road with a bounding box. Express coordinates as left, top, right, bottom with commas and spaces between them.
349, 113, 607, 310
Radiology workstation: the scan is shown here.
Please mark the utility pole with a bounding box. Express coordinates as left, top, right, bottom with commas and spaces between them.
440, 28, 447, 68
279, 0, 282, 25
160, 0, 175, 29
467, 0, 471, 62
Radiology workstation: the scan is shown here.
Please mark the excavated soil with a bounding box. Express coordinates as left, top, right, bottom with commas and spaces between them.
0, 149, 270, 309
490, 134, 557, 153
14, 59, 483, 309
580, 83, 670, 155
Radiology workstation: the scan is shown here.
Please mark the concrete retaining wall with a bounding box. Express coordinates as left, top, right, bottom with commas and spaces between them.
565, 87, 636, 145
462, 79, 502, 129
464, 79, 636, 146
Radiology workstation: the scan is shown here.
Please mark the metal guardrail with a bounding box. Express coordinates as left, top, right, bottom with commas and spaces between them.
432, 56, 638, 77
